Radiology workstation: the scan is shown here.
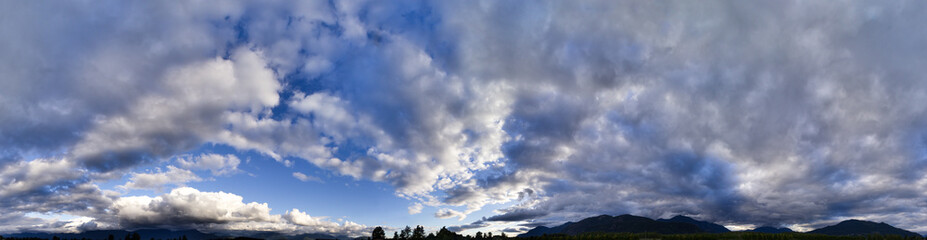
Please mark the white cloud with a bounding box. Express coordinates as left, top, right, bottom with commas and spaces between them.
113, 187, 274, 227
119, 166, 202, 191
435, 208, 466, 221
177, 153, 241, 176
0, 158, 80, 198
110, 187, 369, 236
292, 172, 322, 183
408, 203, 423, 215
70, 47, 280, 172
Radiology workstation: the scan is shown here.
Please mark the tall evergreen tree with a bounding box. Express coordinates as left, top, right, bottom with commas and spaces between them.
412, 225, 425, 240
372, 226, 386, 240
400, 226, 412, 240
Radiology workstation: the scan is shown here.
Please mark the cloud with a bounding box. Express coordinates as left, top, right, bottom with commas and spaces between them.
71, 47, 279, 172
113, 187, 275, 228
110, 187, 369, 236
484, 209, 547, 222
119, 166, 202, 191
446, 220, 490, 233
0, 212, 102, 234
0, 158, 111, 216
435, 208, 466, 221
292, 172, 323, 183
177, 154, 242, 176
408, 203, 423, 215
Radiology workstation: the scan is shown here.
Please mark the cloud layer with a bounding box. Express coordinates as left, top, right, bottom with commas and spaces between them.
2, 0, 927, 236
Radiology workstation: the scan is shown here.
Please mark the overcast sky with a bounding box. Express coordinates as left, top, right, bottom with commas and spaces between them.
2, 0, 927, 237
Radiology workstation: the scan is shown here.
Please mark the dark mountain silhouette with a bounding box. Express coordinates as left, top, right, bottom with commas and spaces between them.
745, 226, 793, 233
6, 229, 218, 240
243, 231, 349, 240
518, 214, 702, 237
809, 219, 920, 237
518, 222, 573, 237
657, 215, 730, 233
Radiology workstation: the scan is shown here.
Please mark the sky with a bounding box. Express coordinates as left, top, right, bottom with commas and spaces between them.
2, 0, 927, 237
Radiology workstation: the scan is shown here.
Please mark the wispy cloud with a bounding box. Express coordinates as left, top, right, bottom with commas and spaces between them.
292, 172, 323, 183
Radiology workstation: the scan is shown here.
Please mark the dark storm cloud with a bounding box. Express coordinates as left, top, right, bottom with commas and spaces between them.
485, 209, 548, 222
446, 220, 490, 233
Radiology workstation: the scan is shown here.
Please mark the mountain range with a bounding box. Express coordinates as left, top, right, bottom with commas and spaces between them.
519, 214, 923, 238
657, 215, 730, 233
519, 214, 703, 237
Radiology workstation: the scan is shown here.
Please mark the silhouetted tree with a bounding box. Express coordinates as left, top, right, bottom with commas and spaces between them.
475, 232, 483, 239
486, 232, 492, 239
372, 226, 386, 240
436, 227, 457, 240
400, 226, 412, 240
393, 232, 399, 240
413, 225, 425, 240
426, 233, 435, 239
500, 232, 506, 239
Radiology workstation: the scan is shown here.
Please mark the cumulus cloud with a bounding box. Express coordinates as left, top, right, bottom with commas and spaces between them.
119, 166, 202, 191
113, 187, 275, 228
110, 187, 368, 236
176, 154, 242, 176
0, 212, 102, 234
408, 203, 423, 215
0, 158, 111, 216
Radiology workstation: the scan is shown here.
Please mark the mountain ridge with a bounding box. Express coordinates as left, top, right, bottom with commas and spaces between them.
657, 215, 730, 233
809, 219, 921, 237
517, 214, 703, 237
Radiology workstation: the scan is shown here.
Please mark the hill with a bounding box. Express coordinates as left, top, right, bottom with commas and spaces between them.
518, 214, 702, 237
518, 222, 573, 237
657, 216, 730, 233
809, 219, 921, 237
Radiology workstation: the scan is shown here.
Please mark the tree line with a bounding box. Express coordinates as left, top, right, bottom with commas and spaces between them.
371, 226, 509, 240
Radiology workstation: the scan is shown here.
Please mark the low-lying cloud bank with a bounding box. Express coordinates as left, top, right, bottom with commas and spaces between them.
2, 0, 927, 236
0, 187, 369, 236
